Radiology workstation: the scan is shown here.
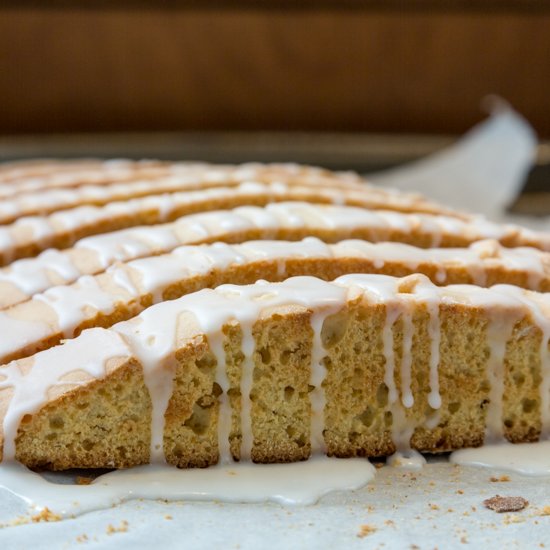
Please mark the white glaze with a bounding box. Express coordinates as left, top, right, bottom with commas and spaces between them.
34, 276, 122, 338
0, 457, 375, 517
0, 250, 81, 296
450, 440, 550, 476
387, 449, 427, 470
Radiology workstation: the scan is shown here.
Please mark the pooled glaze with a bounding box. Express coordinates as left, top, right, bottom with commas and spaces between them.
0, 457, 376, 517
450, 440, 550, 476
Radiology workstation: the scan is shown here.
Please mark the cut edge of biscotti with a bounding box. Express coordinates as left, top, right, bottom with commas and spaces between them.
1, 273, 549, 470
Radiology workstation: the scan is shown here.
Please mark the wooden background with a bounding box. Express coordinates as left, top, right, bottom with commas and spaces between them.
1, 2, 550, 136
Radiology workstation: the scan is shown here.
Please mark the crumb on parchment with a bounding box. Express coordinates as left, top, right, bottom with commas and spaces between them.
32, 507, 62, 523
490, 475, 510, 483
357, 524, 376, 538
76, 476, 93, 485
106, 520, 129, 535
0, 507, 62, 529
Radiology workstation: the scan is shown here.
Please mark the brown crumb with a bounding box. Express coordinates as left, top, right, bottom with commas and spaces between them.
490, 475, 510, 483
384, 520, 395, 526
357, 524, 376, 538
31, 508, 62, 523
106, 520, 129, 535
430, 503, 440, 511
76, 476, 93, 486
76, 534, 88, 543
483, 495, 528, 513
165, 515, 173, 520
539, 506, 550, 516
460, 536, 468, 544
457, 489, 464, 495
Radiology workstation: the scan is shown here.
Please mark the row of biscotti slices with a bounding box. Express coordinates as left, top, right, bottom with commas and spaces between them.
1, 201, 548, 309
0, 163, 389, 224
2, 273, 549, 469
0, 160, 362, 196
0, 234, 549, 364
1, 160, 550, 470
0, 181, 478, 266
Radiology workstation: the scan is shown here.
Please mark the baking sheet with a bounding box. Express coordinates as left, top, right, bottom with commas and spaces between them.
1, 107, 549, 548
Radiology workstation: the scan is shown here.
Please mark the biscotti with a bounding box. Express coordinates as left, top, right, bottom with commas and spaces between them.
1, 274, 548, 469
0, 161, 361, 196
1, 159, 550, 475
0, 165, 381, 224
2, 201, 547, 309
1, 237, 550, 365
0, 180, 480, 267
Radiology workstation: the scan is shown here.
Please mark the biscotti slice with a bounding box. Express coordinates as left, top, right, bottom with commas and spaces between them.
0, 160, 382, 208
1, 274, 549, 470
0, 163, 386, 224
1, 237, 550, 365
0, 160, 399, 204
0, 180, 478, 266
0, 159, 175, 197
2, 201, 544, 309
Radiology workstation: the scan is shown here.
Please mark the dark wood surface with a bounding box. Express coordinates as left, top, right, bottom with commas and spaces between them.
4, 1, 550, 11
1, 6, 549, 136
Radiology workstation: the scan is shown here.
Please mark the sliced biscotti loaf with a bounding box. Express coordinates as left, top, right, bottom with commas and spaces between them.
0, 180, 478, 266
2, 202, 545, 309
0, 160, 332, 196
0, 160, 360, 192
0, 162, 386, 224
1, 236, 550, 365
0, 160, 416, 203
1, 274, 549, 469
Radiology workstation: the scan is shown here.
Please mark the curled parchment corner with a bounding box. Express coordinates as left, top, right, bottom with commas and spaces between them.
369, 99, 537, 221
